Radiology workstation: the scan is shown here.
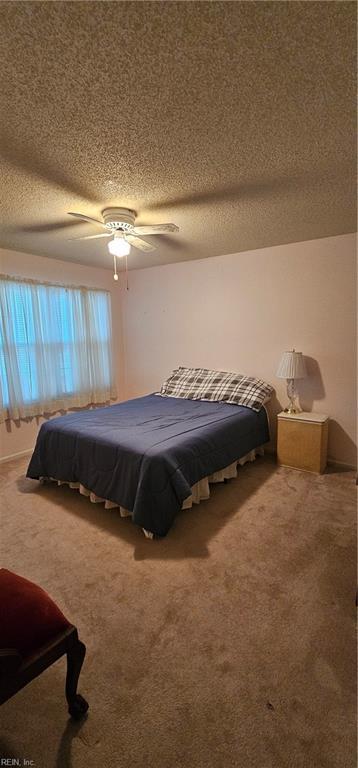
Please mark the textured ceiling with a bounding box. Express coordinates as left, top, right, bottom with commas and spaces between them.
0, 1, 356, 271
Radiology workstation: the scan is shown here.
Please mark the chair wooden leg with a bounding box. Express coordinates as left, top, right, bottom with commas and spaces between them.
65, 639, 88, 720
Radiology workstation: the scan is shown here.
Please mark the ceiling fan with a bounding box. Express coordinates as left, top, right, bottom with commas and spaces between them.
67, 207, 179, 257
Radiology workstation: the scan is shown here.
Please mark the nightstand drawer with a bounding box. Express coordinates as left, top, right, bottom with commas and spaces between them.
277, 414, 329, 473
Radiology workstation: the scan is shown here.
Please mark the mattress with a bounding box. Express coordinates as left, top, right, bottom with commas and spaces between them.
27, 394, 270, 537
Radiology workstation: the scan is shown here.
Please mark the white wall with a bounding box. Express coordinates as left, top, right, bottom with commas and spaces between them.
0, 248, 124, 460
121, 233, 357, 467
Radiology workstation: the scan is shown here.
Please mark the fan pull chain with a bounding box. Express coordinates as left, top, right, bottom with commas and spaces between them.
113, 255, 119, 282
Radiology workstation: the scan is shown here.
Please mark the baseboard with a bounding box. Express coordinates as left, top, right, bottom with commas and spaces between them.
0, 448, 33, 464
327, 458, 357, 471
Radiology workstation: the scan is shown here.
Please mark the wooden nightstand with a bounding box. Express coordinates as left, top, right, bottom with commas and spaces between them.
277, 412, 329, 474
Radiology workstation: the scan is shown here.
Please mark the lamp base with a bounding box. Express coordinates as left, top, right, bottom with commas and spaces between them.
285, 380, 302, 414
284, 405, 302, 415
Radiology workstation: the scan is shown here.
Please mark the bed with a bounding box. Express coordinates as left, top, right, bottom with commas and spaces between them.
26, 391, 270, 538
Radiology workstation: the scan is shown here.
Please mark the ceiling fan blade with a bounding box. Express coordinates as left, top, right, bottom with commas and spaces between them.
68, 212, 107, 229
69, 233, 112, 241
126, 235, 156, 252
132, 223, 179, 235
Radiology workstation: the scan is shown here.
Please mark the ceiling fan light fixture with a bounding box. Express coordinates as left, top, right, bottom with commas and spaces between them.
108, 236, 131, 257
67, 207, 178, 255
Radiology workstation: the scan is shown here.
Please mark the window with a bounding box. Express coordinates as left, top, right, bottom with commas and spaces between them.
0, 277, 116, 421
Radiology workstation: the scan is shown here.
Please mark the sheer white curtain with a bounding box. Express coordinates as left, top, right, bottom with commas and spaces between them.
0, 276, 116, 422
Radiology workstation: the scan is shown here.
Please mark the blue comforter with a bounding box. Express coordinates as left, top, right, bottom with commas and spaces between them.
27, 394, 269, 536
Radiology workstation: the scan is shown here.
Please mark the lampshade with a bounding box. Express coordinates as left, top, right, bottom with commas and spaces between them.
276, 350, 307, 379
108, 237, 131, 257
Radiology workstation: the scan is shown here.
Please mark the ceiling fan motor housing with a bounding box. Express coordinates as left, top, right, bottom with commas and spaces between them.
102, 207, 136, 232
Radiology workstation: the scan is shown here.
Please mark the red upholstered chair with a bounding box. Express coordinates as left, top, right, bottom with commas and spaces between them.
0, 569, 88, 719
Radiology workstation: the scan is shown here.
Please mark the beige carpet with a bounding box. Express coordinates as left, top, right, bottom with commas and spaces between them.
0, 455, 356, 768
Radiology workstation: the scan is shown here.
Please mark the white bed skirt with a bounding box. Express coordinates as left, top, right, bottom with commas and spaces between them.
41, 446, 264, 539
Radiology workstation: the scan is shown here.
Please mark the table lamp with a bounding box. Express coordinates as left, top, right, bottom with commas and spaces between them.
276, 350, 307, 414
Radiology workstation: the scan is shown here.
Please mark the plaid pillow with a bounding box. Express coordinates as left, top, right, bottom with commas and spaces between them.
158, 367, 273, 412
